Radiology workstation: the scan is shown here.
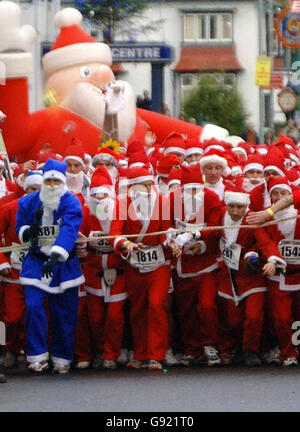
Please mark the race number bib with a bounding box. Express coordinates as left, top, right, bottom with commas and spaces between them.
10, 242, 27, 269
278, 240, 300, 265
89, 231, 113, 254
130, 244, 165, 271
38, 225, 59, 240
220, 238, 242, 271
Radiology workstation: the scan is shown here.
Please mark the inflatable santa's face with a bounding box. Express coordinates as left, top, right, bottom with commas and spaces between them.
46, 63, 115, 106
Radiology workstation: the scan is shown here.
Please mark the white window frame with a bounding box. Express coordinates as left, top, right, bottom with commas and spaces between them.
183, 12, 233, 43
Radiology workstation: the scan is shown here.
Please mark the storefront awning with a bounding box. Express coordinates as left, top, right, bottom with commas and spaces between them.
174, 46, 243, 73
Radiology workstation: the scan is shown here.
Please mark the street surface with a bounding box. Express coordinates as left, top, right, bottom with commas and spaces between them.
1, 363, 300, 412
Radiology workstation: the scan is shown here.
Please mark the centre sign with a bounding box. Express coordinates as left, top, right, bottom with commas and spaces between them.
110, 44, 173, 63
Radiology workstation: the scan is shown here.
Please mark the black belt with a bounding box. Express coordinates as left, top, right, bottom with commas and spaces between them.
284, 267, 300, 275
96, 269, 124, 278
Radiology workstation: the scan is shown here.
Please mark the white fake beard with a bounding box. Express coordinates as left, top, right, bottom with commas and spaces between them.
158, 178, 169, 196
129, 188, 155, 219
183, 189, 204, 222
243, 177, 265, 192
224, 212, 244, 247
107, 166, 119, 186
60, 81, 136, 142
275, 206, 297, 239
66, 171, 84, 194
40, 183, 66, 210
88, 196, 114, 220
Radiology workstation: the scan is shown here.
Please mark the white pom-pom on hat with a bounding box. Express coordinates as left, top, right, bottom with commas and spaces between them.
55, 8, 82, 29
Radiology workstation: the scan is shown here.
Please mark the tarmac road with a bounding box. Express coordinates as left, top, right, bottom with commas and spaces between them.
1, 363, 300, 412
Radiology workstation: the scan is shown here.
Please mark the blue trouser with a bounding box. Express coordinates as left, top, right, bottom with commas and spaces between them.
25, 285, 78, 365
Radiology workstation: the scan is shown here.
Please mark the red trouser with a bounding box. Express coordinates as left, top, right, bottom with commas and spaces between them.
86, 292, 125, 360
126, 264, 171, 361
173, 271, 218, 356
74, 296, 93, 363
218, 292, 265, 353
3, 279, 25, 355
268, 280, 300, 360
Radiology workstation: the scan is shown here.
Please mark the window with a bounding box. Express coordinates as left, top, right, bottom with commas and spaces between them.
183, 13, 233, 42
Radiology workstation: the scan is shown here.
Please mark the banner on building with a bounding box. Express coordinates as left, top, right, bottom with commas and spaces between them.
275, 6, 300, 49
256, 56, 272, 87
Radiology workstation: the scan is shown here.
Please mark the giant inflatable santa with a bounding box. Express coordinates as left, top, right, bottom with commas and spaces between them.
0, 2, 202, 161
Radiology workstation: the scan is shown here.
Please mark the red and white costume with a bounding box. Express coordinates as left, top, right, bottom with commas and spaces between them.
170, 166, 223, 357
109, 167, 172, 361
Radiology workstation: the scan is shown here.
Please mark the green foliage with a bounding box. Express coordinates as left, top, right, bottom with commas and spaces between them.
183, 75, 248, 136
75, 0, 149, 42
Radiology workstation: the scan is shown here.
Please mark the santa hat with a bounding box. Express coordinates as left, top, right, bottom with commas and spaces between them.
24, 170, 43, 190
267, 176, 292, 195
185, 138, 204, 157
63, 141, 86, 168
200, 149, 229, 173
128, 167, 154, 185
156, 154, 181, 178
92, 148, 119, 167
286, 167, 300, 187
128, 151, 150, 169
42, 8, 112, 78
89, 166, 114, 197
264, 148, 286, 177
118, 167, 130, 191
203, 138, 226, 154
232, 146, 248, 161
243, 154, 265, 173
118, 153, 128, 168
256, 145, 269, 156
163, 132, 186, 157
167, 168, 182, 188
181, 165, 203, 189
37, 151, 62, 169
42, 158, 67, 183
274, 135, 295, 150
126, 139, 145, 157
224, 184, 250, 206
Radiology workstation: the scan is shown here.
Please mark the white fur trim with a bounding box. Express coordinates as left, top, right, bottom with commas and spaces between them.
51, 356, 71, 367
0, 262, 11, 271
113, 236, 127, 249
129, 175, 154, 185
244, 162, 264, 173
20, 275, 85, 294
204, 145, 225, 153
200, 155, 228, 170
269, 183, 292, 195
264, 165, 285, 177
200, 124, 229, 141
18, 225, 30, 243
168, 179, 181, 186
93, 153, 117, 166
43, 42, 112, 78
268, 255, 286, 268
54, 8, 83, 28
186, 147, 203, 157
183, 183, 203, 189
232, 147, 248, 159
89, 185, 113, 196
50, 245, 69, 262
24, 174, 43, 190
129, 162, 146, 169
27, 352, 49, 363
64, 155, 85, 168
164, 147, 186, 156
224, 191, 250, 206
0, 52, 34, 78
43, 170, 66, 184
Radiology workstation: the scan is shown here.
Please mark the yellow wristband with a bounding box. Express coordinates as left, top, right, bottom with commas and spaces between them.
267, 208, 274, 217
122, 240, 131, 248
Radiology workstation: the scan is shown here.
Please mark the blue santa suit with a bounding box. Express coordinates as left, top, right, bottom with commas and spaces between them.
16, 186, 84, 366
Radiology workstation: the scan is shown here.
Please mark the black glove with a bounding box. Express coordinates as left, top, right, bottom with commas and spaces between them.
42, 253, 60, 278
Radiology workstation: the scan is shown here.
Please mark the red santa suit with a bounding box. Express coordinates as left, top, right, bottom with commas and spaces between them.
216, 189, 285, 355
170, 166, 223, 357
109, 167, 173, 362
79, 167, 126, 362
264, 178, 300, 361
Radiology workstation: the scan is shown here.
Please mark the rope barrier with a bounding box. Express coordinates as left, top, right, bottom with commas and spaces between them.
0, 213, 299, 254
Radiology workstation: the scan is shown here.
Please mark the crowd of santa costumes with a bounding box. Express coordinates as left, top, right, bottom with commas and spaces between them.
2, 130, 300, 371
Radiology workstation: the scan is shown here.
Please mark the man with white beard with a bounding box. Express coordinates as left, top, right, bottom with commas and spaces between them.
242, 154, 265, 193
63, 139, 90, 202
16, 159, 84, 374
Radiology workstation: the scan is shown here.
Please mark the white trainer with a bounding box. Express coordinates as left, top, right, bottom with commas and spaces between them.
103, 359, 117, 370
75, 361, 90, 369
117, 349, 129, 365
28, 360, 49, 373
52, 363, 70, 374
165, 348, 180, 366
204, 345, 221, 366
179, 354, 195, 367
283, 357, 298, 367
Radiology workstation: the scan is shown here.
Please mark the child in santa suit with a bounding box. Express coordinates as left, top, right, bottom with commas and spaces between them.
109, 167, 181, 370
0, 171, 43, 368
262, 177, 300, 366
216, 185, 285, 366
169, 165, 223, 366
77, 166, 127, 370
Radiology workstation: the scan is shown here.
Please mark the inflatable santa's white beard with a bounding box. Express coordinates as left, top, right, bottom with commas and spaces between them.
60, 80, 137, 142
